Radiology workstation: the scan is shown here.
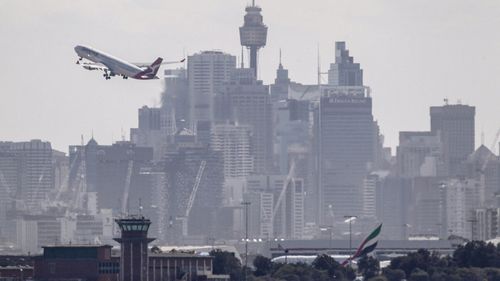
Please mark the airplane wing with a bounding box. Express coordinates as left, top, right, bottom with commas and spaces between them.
133, 58, 185, 68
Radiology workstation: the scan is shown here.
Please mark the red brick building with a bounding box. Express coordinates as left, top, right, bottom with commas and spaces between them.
33, 245, 118, 281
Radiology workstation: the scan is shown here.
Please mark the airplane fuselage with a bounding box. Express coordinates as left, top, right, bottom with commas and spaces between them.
74, 45, 160, 80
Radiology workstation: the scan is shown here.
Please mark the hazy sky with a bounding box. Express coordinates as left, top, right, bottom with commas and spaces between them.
1, 0, 499, 153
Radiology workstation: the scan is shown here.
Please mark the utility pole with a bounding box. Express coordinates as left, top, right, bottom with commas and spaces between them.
242, 201, 251, 281
344, 215, 357, 267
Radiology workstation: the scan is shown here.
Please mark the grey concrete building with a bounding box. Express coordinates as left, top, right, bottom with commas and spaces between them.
0, 140, 54, 210
430, 104, 475, 177
215, 68, 273, 174
68, 139, 153, 215
188, 51, 236, 127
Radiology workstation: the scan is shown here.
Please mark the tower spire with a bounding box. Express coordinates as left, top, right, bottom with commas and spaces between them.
279, 48, 282, 67
240, 1, 267, 77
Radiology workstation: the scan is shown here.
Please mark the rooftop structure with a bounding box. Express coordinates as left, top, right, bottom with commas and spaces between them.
239, 1, 267, 77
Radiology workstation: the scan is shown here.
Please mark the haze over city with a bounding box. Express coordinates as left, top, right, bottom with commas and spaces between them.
1, 0, 500, 150
3, 1, 500, 281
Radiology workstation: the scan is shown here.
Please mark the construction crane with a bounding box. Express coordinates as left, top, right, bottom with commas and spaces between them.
270, 159, 296, 227
480, 128, 500, 206
121, 159, 134, 215
177, 160, 207, 236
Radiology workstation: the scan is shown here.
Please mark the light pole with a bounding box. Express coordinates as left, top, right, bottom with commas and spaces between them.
242, 201, 251, 281
344, 215, 357, 267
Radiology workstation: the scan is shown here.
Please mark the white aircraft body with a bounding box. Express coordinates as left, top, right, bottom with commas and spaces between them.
74, 45, 184, 80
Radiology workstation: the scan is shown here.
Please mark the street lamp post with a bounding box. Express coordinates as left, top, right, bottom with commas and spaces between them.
242, 201, 251, 281
344, 215, 358, 268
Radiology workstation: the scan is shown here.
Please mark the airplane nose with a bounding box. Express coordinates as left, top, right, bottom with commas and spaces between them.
74, 45, 83, 55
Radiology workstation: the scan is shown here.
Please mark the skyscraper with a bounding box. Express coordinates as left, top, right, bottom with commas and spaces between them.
318, 42, 374, 224
68, 139, 153, 215
211, 122, 253, 179
396, 131, 445, 178
328, 42, 363, 86
187, 51, 236, 127
239, 1, 267, 77
430, 104, 475, 176
0, 140, 54, 210
215, 68, 273, 174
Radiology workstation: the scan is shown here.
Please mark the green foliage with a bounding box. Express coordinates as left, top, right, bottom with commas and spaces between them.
367, 276, 389, 281
210, 249, 243, 281
453, 241, 500, 268
409, 268, 429, 281
253, 255, 273, 277
312, 254, 340, 272
382, 268, 406, 281
358, 256, 380, 280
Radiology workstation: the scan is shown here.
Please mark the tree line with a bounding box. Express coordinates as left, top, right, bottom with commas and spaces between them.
210, 240, 500, 281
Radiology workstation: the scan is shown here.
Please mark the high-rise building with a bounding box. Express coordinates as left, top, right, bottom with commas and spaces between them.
270, 53, 291, 102
158, 145, 224, 243
0, 140, 54, 210
244, 174, 304, 239
317, 42, 376, 224
188, 51, 236, 126
396, 131, 445, 178
318, 89, 374, 223
215, 68, 273, 174
163, 68, 189, 129
239, 1, 267, 77
430, 104, 475, 177
68, 139, 153, 215
328, 42, 363, 86
211, 122, 253, 179
130, 106, 171, 160
464, 145, 500, 207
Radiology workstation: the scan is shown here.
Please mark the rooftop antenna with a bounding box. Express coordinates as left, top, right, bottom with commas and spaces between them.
481, 128, 485, 146
279, 48, 282, 67
317, 44, 321, 86
252, 0, 255, 7
139, 198, 143, 216
183, 47, 187, 69
81, 134, 84, 146
444, 98, 449, 105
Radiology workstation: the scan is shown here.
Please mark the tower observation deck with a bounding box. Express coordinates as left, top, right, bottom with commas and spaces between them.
114, 216, 155, 281
239, 1, 267, 77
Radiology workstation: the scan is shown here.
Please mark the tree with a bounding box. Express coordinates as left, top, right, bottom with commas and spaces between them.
409, 268, 429, 281
358, 256, 380, 280
312, 254, 339, 272
210, 249, 243, 281
453, 241, 500, 268
382, 268, 406, 281
253, 255, 273, 277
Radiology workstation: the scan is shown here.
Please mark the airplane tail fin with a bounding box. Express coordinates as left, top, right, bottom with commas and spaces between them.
150, 57, 163, 76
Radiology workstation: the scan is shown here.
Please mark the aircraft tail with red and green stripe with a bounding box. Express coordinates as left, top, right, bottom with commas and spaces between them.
342, 223, 382, 266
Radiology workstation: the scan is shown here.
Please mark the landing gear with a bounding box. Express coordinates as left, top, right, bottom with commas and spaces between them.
76, 57, 82, 64
122, 75, 128, 80
103, 73, 111, 80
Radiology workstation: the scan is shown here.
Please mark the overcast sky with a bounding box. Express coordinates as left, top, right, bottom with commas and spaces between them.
1, 0, 499, 153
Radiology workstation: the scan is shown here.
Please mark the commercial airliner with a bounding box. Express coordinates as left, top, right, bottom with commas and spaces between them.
74, 45, 184, 80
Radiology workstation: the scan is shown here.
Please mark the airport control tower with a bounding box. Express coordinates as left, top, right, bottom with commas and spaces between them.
114, 217, 155, 281
239, 0, 267, 77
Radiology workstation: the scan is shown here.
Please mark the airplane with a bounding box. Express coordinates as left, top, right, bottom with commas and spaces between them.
74, 45, 185, 80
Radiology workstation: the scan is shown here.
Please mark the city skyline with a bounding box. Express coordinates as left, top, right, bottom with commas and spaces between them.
1, 0, 500, 151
